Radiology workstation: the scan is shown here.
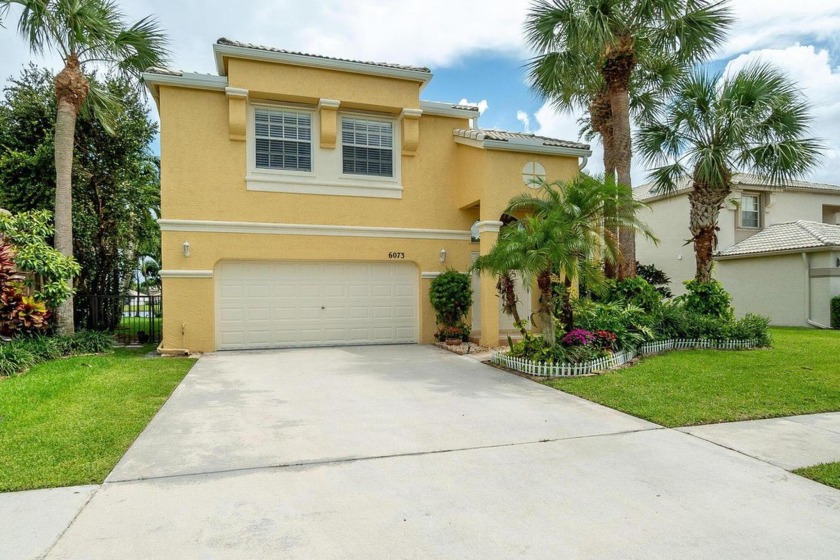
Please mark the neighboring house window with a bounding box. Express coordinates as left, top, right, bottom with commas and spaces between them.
740, 194, 761, 228
342, 117, 393, 177
254, 108, 312, 172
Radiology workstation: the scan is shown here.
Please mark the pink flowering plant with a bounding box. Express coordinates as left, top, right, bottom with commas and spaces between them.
562, 328, 595, 347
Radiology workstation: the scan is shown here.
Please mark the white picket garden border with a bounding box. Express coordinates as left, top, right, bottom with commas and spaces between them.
491, 338, 761, 378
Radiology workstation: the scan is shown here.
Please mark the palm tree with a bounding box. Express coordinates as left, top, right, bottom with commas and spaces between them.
0, 0, 168, 334
474, 175, 655, 345
525, 0, 733, 279
636, 63, 823, 282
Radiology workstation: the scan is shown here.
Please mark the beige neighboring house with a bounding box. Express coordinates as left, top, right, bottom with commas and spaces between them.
635, 173, 840, 327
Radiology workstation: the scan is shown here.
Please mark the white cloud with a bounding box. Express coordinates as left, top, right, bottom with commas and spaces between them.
458, 99, 489, 115
724, 44, 840, 184
515, 110, 531, 132
718, 1, 840, 61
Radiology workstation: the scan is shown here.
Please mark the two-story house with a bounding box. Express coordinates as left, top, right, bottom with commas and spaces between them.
635, 173, 840, 327
143, 39, 591, 353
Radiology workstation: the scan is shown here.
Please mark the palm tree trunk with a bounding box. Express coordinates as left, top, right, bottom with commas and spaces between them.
498, 272, 527, 337
688, 182, 730, 283
559, 276, 574, 332
536, 270, 555, 346
592, 92, 619, 279
53, 56, 89, 335
603, 37, 636, 280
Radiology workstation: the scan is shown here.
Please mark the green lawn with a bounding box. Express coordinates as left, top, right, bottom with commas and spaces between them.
117, 316, 162, 341
0, 346, 195, 492
545, 328, 840, 427
794, 462, 840, 490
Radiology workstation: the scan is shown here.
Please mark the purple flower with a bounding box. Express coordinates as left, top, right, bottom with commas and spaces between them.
562, 328, 595, 347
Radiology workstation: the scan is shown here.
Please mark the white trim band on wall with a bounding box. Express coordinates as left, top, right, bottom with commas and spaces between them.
158, 219, 473, 241
421, 272, 442, 279
159, 269, 214, 278
475, 220, 504, 234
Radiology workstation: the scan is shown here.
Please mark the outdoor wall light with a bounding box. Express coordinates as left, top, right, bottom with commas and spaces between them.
836, 257, 840, 268
440, 248, 447, 263
183, 241, 191, 258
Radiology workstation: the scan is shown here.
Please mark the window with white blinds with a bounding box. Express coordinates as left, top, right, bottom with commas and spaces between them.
341, 117, 394, 177
254, 108, 312, 172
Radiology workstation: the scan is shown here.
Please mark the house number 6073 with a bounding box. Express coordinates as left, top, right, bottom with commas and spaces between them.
388, 252, 405, 259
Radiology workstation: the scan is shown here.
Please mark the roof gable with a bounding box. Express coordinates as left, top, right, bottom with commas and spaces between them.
716, 220, 840, 258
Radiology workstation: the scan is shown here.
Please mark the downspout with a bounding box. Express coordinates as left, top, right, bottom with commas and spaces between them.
802, 252, 831, 329
579, 156, 589, 171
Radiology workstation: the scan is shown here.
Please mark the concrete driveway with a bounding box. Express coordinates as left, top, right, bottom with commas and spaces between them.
45, 345, 840, 558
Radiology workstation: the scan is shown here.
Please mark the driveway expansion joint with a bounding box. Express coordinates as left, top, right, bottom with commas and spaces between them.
105, 426, 664, 486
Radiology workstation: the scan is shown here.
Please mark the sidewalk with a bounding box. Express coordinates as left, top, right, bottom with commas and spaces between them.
679, 412, 840, 470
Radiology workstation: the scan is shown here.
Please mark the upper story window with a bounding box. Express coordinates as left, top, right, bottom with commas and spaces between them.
341, 117, 394, 177
254, 108, 312, 172
740, 193, 761, 229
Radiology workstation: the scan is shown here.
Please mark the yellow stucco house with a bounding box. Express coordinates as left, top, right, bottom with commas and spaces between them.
143, 39, 591, 353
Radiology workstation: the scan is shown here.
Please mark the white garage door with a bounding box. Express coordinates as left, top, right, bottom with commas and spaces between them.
216, 261, 419, 350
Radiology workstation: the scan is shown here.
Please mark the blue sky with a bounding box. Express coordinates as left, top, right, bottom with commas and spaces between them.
2, 0, 839, 184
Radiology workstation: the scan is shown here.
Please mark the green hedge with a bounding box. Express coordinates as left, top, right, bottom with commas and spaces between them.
832, 296, 840, 329
0, 331, 113, 377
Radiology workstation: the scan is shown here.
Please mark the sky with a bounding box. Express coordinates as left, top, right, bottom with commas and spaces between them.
1, 0, 839, 185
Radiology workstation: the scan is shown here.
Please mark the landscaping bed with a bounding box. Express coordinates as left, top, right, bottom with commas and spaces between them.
0, 345, 195, 492
545, 328, 840, 427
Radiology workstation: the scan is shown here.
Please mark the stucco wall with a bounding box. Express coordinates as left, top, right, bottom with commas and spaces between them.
156, 58, 583, 351
716, 253, 807, 326
635, 194, 695, 295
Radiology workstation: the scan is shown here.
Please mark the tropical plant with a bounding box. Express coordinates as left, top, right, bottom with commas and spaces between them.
0, 209, 80, 308
601, 276, 663, 312
0, 0, 168, 334
524, 0, 733, 278
677, 279, 733, 319
0, 237, 51, 336
637, 63, 824, 282
475, 176, 655, 343
636, 261, 672, 298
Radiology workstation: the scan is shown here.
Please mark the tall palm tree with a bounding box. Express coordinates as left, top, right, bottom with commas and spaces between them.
0, 0, 168, 334
637, 63, 823, 282
525, 0, 733, 279
474, 175, 655, 344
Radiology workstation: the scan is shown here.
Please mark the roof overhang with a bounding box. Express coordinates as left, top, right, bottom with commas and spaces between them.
714, 246, 838, 261
213, 43, 433, 89
453, 130, 591, 158
142, 71, 228, 104
419, 101, 479, 119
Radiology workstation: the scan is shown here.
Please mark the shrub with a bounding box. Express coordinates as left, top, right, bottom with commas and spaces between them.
562, 328, 595, 346
573, 299, 655, 350
71, 330, 114, 354
0, 343, 35, 376
509, 331, 606, 364
436, 323, 471, 342
678, 279, 733, 319
832, 296, 840, 329
602, 277, 663, 312
429, 269, 472, 327
636, 262, 673, 298
728, 314, 772, 347
0, 331, 112, 377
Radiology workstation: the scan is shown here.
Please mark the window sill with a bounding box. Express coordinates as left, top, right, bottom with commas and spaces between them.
246, 175, 403, 199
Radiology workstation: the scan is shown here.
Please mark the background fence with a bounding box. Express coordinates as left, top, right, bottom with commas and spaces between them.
75, 293, 162, 345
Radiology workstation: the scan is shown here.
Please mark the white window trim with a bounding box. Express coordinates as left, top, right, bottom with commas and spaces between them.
340, 114, 399, 181
739, 193, 761, 229
245, 102, 402, 199
249, 102, 315, 178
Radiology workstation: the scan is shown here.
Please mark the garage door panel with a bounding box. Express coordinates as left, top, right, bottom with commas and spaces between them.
217, 261, 418, 350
